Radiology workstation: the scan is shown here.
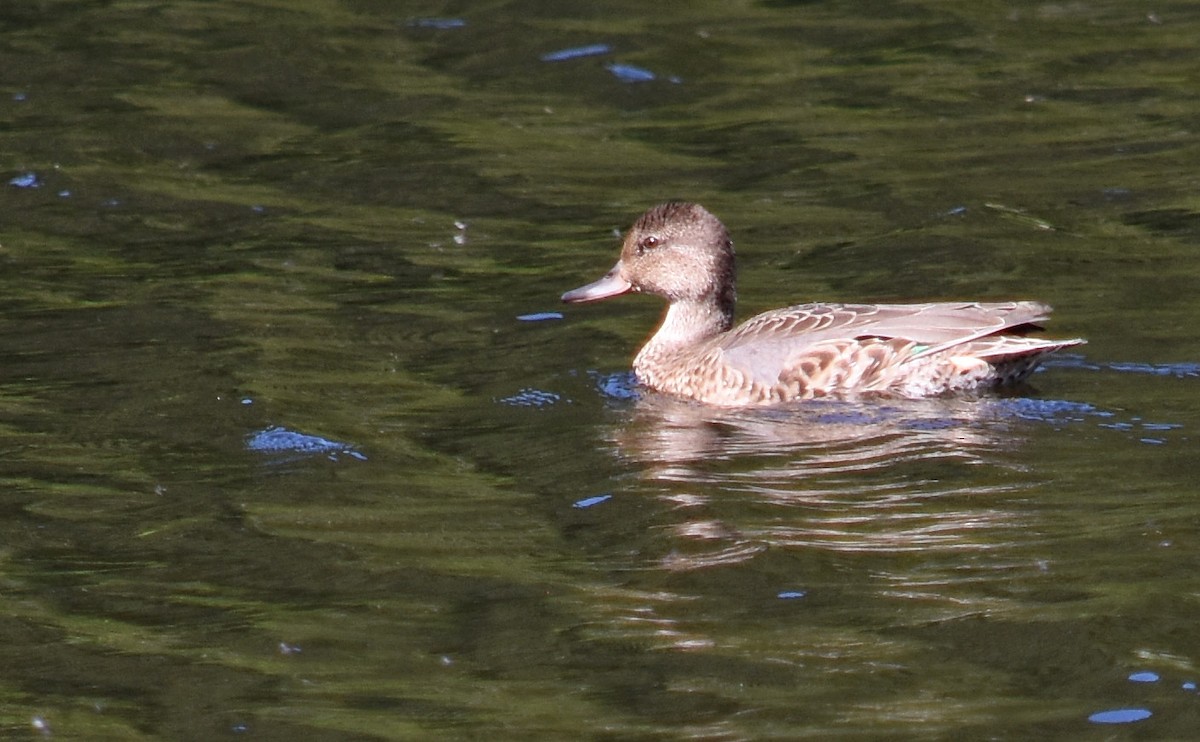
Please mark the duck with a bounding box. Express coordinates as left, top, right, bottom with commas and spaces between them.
561, 202, 1084, 407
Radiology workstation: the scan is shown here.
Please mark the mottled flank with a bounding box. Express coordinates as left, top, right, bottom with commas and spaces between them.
563, 202, 1085, 407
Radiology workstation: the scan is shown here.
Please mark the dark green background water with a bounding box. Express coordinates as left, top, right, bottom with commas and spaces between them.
3, 1, 1200, 739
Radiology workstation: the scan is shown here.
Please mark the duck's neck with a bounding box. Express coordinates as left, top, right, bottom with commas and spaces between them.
638, 294, 735, 361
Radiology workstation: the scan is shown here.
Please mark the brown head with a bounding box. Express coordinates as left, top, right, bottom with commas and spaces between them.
561, 202, 737, 315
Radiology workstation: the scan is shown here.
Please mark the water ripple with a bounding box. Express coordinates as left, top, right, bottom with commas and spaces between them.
592, 371, 640, 401
1045, 354, 1200, 378
497, 388, 563, 408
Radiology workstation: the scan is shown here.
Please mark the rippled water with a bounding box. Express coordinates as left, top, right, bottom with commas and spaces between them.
2, 0, 1200, 738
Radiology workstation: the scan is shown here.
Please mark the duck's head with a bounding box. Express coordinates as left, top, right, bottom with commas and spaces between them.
562, 202, 736, 307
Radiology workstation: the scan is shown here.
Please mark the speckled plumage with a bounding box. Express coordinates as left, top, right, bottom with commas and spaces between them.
562, 202, 1084, 407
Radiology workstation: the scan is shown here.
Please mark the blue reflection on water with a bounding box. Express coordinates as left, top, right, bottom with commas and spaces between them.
1108, 361, 1200, 378
573, 494, 612, 509
1088, 708, 1152, 724
541, 44, 611, 62
407, 18, 465, 29
498, 388, 563, 408
592, 371, 640, 401
516, 312, 563, 322
605, 63, 655, 82
994, 396, 1184, 445
1046, 354, 1200, 378
9, 172, 40, 188
246, 426, 367, 462
993, 397, 1105, 423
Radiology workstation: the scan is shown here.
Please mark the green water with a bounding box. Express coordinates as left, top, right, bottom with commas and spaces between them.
2, 1, 1200, 739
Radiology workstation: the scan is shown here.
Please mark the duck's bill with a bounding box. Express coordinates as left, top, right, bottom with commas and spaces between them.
561, 264, 632, 303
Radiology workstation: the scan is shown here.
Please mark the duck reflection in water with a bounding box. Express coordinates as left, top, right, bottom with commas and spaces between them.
590, 389, 1050, 580
606, 385, 1023, 484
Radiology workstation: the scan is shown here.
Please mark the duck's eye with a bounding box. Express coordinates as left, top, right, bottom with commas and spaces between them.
636, 235, 660, 255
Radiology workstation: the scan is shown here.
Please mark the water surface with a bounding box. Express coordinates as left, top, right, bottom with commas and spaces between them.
2, 1, 1200, 738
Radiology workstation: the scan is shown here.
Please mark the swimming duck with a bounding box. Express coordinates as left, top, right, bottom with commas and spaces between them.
562, 202, 1084, 406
